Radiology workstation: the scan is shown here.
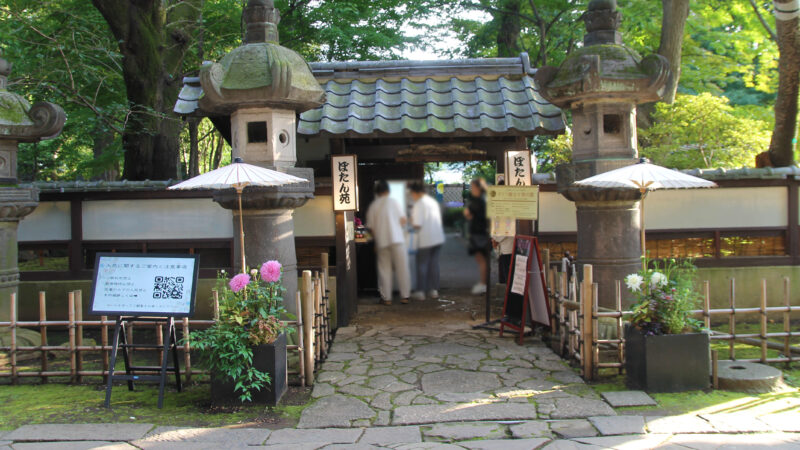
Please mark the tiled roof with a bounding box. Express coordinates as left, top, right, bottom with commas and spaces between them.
296, 75, 564, 137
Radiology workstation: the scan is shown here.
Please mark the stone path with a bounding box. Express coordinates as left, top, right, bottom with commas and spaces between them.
4, 416, 800, 449
299, 323, 614, 429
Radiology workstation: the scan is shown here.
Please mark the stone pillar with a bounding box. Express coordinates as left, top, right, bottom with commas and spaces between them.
0, 188, 38, 321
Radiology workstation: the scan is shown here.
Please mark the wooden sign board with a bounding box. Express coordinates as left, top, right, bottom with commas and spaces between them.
500, 236, 551, 344
90, 253, 200, 317
505, 150, 532, 186
332, 154, 359, 211
487, 185, 539, 220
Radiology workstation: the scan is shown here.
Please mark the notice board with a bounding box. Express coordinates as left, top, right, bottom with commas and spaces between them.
90, 253, 200, 317
502, 236, 550, 327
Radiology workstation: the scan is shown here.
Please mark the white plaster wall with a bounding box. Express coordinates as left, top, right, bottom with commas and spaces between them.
18, 201, 71, 241
294, 195, 335, 236
82, 198, 233, 240
539, 191, 577, 232
645, 187, 787, 229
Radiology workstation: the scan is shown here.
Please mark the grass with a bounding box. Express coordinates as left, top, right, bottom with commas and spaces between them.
18, 256, 69, 272
0, 382, 311, 431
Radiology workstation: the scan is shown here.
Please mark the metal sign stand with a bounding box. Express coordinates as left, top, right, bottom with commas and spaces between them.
104, 316, 182, 409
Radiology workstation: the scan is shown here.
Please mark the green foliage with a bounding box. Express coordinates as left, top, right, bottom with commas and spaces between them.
625, 258, 703, 335
532, 132, 572, 173
641, 93, 771, 169
190, 264, 293, 403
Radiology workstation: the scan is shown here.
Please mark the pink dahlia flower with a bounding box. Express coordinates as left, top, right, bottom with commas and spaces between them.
229, 273, 251, 293
260, 260, 282, 283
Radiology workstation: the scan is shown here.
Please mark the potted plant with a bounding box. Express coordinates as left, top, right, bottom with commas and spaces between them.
623, 259, 710, 392
192, 260, 292, 405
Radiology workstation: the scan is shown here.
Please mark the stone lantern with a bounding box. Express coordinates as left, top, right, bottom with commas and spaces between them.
0, 56, 65, 319
535, 0, 669, 307
175, 0, 325, 312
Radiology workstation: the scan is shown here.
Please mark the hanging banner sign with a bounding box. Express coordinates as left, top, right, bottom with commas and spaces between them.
332, 154, 359, 211
505, 150, 532, 186
90, 253, 200, 317
487, 185, 539, 220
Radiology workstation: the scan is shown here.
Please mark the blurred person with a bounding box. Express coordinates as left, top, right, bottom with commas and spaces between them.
464, 178, 490, 294
366, 180, 411, 305
491, 178, 514, 285
409, 181, 445, 300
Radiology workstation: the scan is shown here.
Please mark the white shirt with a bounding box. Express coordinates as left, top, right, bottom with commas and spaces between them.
366, 195, 406, 249
411, 194, 445, 249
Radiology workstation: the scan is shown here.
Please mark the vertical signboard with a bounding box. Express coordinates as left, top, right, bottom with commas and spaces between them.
332, 154, 358, 211
505, 150, 532, 186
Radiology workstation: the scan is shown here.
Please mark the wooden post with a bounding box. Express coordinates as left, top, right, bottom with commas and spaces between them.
182, 317, 191, 382
542, 249, 550, 286
212, 290, 220, 321
729, 278, 736, 360
39, 291, 48, 383
581, 264, 594, 380
75, 290, 83, 383
156, 321, 165, 366
592, 282, 599, 380
703, 281, 711, 330
784, 277, 792, 362
315, 275, 326, 358
68, 291, 77, 384
302, 270, 315, 385
321, 252, 330, 348
760, 279, 768, 363
101, 315, 109, 382
10, 292, 17, 385
711, 349, 719, 389
295, 291, 306, 387
314, 275, 322, 363
615, 280, 624, 373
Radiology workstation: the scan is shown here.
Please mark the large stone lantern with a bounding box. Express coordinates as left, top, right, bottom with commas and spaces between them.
0, 56, 65, 319
535, 0, 669, 307
175, 0, 325, 312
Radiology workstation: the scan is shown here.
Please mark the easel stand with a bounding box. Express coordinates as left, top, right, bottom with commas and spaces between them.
104, 316, 182, 409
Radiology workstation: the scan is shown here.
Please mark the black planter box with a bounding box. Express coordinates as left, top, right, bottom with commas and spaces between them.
211, 333, 287, 406
625, 326, 710, 393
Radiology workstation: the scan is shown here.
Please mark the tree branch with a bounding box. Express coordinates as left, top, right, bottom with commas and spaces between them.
748, 0, 777, 41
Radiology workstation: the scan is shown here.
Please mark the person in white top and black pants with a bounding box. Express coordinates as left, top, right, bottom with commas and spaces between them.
366, 180, 411, 305
409, 181, 445, 301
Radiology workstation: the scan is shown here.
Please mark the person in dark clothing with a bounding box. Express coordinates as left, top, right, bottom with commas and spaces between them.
463, 178, 490, 294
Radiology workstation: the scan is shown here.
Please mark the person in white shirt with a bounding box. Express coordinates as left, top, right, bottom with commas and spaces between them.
365, 180, 411, 305
409, 181, 445, 300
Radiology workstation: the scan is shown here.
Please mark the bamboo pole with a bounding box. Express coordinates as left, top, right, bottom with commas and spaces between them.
784, 277, 792, 362
315, 275, 326, 358
75, 290, 83, 384
703, 281, 711, 330
295, 291, 306, 387
101, 315, 109, 383
301, 270, 315, 385
314, 275, 322, 361
10, 292, 17, 385
581, 264, 594, 380
615, 280, 624, 373
68, 291, 76, 384
729, 278, 736, 360
183, 317, 192, 382
592, 282, 599, 380
760, 279, 768, 363
212, 290, 220, 321
39, 292, 48, 383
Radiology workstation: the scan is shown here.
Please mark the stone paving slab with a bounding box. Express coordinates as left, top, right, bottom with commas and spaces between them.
700, 413, 775, 433
509, 421, 551, 439
549, 419, 598, 438
266, 428, 363, 445
5, 424, 154, 442
392, 403, 537, 425
359, 426, 422, 445
297, 395, 375, 428
11, 442, 137, 450
139, 426, 270, 444
134, 442, 254, 450
665, 432, 800, 449
600, 391, 657, 407
458, 438, 551, 449
646, 416, 716, 434
573, 434, 673, 449
425, 423, 505, 441
758, 413, 800, 432
549, 398, 616, 419
589, 415, 647, 435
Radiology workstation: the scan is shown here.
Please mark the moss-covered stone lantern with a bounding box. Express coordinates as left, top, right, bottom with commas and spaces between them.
175, 0, 325, 312
0, 55, 65, 320
535, 0, 670, 307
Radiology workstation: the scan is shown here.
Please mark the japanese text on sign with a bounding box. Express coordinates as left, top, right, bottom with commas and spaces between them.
90, 254, 199, 317
505, 150, 532, 186
332, 155, 359, 211
487, 185, 539, 220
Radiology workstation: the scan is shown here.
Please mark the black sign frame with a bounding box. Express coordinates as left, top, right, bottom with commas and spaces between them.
89, 252, 200, 318
500, 235, 551, 344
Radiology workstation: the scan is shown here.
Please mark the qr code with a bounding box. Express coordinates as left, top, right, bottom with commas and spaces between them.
153, 276, 185, 299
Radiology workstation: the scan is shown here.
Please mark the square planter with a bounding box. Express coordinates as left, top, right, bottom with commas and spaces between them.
211, 332, 287, 406
625, 326, 710, 393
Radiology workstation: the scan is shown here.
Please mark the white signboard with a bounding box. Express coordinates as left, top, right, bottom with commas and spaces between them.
90, 253, 200, 317
505, 150, 532, 186
332, 154, 359, 211
487, 185, 539, 220
511, 255, 528, 295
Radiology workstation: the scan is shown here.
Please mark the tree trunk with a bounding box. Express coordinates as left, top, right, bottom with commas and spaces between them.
657, 0, 690, 104
92, 0, 200, 181
769, 0, 800, 167
496, 0, 522, 57
188, 118, 200, 177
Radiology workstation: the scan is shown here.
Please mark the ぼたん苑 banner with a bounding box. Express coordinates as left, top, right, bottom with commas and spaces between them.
332, 154, 359, 211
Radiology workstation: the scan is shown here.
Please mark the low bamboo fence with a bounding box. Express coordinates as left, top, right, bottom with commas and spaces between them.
546, 262, 800, 381
0, 253, 333, 387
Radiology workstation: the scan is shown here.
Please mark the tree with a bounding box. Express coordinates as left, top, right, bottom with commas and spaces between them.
640, 93, 771, 169
765, 0, 800, 166
657, 0, 690, 104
